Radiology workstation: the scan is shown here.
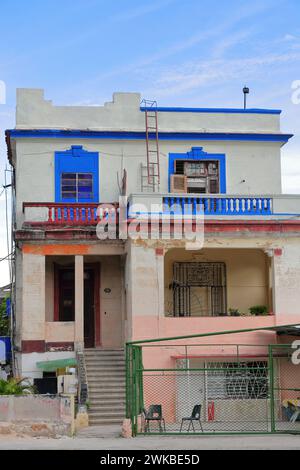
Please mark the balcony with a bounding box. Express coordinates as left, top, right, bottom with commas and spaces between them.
128, 193, 300, 219
21, 194, 300, 229
22, 202, 119, 227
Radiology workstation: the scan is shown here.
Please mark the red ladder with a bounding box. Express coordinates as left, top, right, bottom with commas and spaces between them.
141, 99, 160, 191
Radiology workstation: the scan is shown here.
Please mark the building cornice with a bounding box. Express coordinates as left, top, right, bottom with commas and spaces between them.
6, 129, 293, 143
140, 106, 282, 115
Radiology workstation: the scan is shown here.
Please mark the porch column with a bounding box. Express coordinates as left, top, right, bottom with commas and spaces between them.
22, 253, 46, 348
272, 246, 300, 317
125, 242, 165, 341
75, 255, 84, 346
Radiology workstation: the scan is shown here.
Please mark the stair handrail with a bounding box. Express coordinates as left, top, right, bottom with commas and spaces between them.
75, 344, 89, 406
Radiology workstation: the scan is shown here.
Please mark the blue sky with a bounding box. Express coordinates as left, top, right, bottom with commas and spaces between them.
0, 0, 300, 284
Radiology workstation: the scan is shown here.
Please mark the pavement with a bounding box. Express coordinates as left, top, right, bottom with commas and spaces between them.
0, 425, 299, 450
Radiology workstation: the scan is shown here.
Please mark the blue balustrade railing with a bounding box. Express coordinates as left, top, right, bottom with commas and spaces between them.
163, 196, 273, 216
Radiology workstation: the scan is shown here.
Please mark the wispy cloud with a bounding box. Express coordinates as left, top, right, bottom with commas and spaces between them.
111, 0, 178, 23
144, 51, 300, 97
77, 0, 281, 90
211, 29, 255, 59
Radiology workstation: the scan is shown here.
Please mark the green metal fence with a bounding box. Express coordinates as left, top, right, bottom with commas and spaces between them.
269, 344, 300, 433
126, 340, 300, 436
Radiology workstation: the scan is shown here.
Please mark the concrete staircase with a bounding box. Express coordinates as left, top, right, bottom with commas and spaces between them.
84, 349, 126, 426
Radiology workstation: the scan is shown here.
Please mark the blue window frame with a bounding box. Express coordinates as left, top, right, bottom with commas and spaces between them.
168, 147, 226, 193
55, 146, 99, 203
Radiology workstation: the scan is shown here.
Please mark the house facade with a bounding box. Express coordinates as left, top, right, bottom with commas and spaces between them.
6, 89, 300, 427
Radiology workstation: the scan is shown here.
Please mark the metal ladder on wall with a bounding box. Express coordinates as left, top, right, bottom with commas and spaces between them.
141, 99, 160, 192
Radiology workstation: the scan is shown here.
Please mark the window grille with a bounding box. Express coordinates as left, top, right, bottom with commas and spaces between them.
206, 361, 269, 400
172, 262, 226, 317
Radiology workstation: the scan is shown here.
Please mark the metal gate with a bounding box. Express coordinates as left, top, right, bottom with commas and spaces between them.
172, 262, 227, 317
269, 344, 300, 433
126, 342, 300, 436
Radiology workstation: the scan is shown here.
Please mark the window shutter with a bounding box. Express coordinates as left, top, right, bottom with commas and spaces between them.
170, 174, 187, 193
208, 178, 219, 194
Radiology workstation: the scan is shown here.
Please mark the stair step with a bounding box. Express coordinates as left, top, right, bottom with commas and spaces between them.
88, 386, 125, 391
89, 411, 125, 418
86, 360, 125, 365
87, 374, 126, 386
87, 376, 125, 380
89, 393, 125, 399
88, 383, 125, 388
88, 388, 125, 392
88, 369, 125, 378
89, 397, 125, 402
86, 367, 125, 370
84, 349, 126, 425
84, 351, 124, 356
88, 386, 125, 390
89, 398, 125, 402
85, 361, 125, 366
88, 375, 126, 386
89, 419, 123, 425
85, 357, 125, 361
86, 365, 125, 370
87, 372, 125, 376
89, 406, 125, 413
86, 360, 125, 364
85, 361, 125, 365
87, 373, 125, 378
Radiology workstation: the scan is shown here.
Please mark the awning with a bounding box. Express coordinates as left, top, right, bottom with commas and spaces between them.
36, 358, 77, 372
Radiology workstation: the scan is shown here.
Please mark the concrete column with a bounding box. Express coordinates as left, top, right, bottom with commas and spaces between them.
264, 249, 274, 313
75, 255, 84, 346
126, 243, 165, 319
22, 253, 45, 341
272, 243, 300, 318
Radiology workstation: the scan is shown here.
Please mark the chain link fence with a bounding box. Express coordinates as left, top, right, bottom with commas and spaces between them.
127, 342, 300, 435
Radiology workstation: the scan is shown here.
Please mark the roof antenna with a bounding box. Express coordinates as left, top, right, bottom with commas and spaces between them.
243, 86, 250, 109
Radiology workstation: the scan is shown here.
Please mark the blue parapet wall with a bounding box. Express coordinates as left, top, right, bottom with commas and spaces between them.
0, 337, 11, 363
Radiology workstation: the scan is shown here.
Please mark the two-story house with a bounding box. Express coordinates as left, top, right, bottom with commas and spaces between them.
6, 89, 300, 428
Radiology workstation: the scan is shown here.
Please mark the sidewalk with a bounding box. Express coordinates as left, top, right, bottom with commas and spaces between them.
0, 426, 299, 450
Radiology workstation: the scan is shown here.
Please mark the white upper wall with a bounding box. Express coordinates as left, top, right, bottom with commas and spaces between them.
16, 88, 281, 133
9, 88, 294, 226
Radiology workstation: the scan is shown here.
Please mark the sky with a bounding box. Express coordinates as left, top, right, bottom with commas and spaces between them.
0, 0, 300, 285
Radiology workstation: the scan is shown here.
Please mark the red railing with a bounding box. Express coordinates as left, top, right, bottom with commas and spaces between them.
23, 202, 119, 226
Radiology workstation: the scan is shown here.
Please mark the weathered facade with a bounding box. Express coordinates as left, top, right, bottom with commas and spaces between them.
6, 89, 300, 426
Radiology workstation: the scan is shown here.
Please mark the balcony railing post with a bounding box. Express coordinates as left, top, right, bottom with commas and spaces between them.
48, 206, 53, 223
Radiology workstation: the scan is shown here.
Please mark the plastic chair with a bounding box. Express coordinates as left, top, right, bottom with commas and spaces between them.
143, 405, 166, 432
180, 404, 203, 432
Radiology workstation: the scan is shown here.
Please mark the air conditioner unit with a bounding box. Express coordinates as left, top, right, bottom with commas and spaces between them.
170, 174, 187, 193
186, 178, 206, 188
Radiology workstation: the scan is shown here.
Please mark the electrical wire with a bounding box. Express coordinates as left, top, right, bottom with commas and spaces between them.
21, 148, 169, 158
4, 166, 16, 376
0, 253, 13, 262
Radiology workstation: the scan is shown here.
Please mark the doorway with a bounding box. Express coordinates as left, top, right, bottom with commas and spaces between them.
84, 267, 95, 348
54, 263, 100, 348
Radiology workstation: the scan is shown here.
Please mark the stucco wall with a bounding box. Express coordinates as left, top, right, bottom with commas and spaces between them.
16, 89, 281, 133
15, 138, 283, 226
273, 242, 300, 316
0, 394, 74, 436
45, 258, 54, 322
22, 253, 45, 341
